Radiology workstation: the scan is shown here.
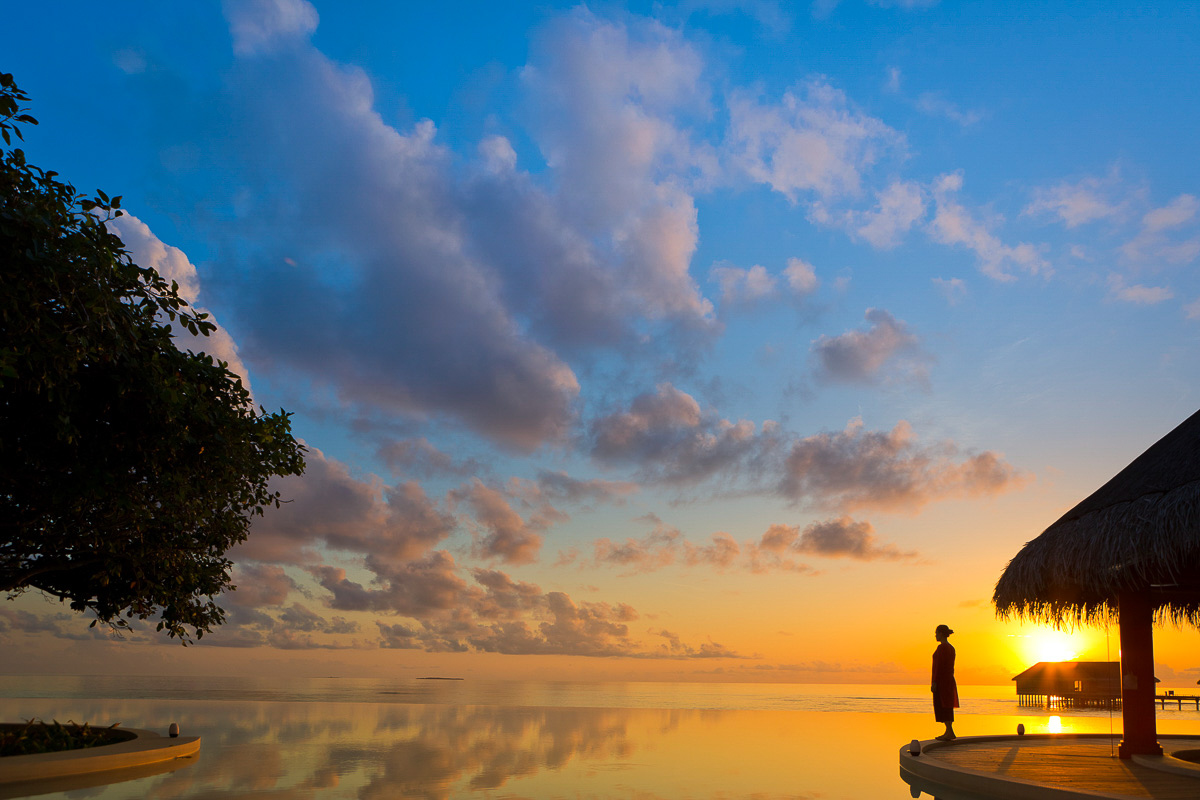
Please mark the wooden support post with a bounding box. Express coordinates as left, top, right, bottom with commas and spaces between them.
1118, 590, 1161, 759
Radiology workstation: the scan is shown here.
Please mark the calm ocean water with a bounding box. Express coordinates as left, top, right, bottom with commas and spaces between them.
3, 676, 1198, 799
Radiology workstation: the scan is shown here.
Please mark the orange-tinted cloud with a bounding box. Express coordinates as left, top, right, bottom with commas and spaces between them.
589, 383, 777, 484
778, 417, 1028, 512
238, 447, 455, 565
377, 437, 484, 479
751, 517, 915, 562
811, 308, 930, 386
451, 479, 545, 565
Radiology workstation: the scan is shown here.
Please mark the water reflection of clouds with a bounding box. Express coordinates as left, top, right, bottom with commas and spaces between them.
4, 698, 1082, 798
0, 700, 641, 800
344, 705, 637, 798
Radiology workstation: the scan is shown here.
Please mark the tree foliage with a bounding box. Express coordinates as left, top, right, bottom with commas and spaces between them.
0, 73, 305, 642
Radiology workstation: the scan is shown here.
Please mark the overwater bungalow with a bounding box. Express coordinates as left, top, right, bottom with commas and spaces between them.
901, 407, 1200, 798
1012, 661, 1122, 708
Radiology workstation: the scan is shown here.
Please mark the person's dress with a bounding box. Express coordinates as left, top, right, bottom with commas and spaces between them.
932, 641, 959, 722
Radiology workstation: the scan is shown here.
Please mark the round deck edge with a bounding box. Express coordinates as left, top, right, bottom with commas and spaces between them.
899, 734, 1200, 800
0, 727, 200, 784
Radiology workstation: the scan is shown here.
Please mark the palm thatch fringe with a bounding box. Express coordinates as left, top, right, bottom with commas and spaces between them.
994, 477, 1200, 630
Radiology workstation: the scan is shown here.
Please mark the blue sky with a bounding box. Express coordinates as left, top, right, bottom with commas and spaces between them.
4, 0, 1200, 681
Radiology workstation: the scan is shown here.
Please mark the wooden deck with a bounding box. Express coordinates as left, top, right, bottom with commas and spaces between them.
899, 734, 1200, 799
1156, 694, 1200, 710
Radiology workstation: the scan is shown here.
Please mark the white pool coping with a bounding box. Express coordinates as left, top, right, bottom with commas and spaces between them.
0, 727, 200, 784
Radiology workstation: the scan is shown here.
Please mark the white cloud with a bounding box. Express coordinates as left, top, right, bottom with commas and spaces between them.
1122, 194, 1200, 265
916, 93, 983, 127
1106, 274, 1174, 305
884, 66, 901, 93
784, 257, 819, 294
728, 79, 903, 202
811, 308, 930, 385
1024, 173, 1127, 228
522, 9, 717, 329
109, 214, 253, 390
1185, 298, 1200, 320
854, 180, 925, 248
223, 0, 318, 56
478, 135, 517, 174
778, 417, 1029, 513
928, 172, 1048, 281
711, 263, 777, 306
932, 277, 966, 305
1144, 194, 1199, 232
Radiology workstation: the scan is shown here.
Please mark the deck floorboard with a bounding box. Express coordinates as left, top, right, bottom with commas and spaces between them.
928, 736, 1200, 799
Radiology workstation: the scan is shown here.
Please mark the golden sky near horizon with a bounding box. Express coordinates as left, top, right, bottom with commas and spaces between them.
5, 1, 1200, 686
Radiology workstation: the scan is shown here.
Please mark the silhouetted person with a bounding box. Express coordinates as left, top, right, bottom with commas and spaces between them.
932, 624, 958, 740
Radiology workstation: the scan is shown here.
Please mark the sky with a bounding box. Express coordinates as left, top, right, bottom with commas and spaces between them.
3, 0, 1200, 685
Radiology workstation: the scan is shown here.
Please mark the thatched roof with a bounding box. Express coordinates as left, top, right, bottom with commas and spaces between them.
994, 407, 1200, 629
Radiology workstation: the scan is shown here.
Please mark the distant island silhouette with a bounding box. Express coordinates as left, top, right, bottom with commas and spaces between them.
418, 677, 465, 680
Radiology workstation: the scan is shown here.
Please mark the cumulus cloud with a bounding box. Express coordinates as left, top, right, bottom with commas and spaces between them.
230, 563, 298, 607
589, 384, 778, 484
278, 603, 359, 634
783, 257, 820, 295
466, 593, 642, 657
928, 172, 1048, 280
709, 257, 820, 309
589, 519, 737, 574
682, 532, 740, 568
743, 535, 817, 574
520, 9, 717, 329
586, 388, 1028, 516
376, 438, 483, 479
853, 181, 925, 248
237, 447, 454, 566
811, 308, 931, 386
916, 93, 983, 127
320, 562, 737, 658
109, 213, 252, 389
652, 629, 744, 658
1023, 173, 1127, 228
932, 277, 967, 305
0, 609, 98, 641
376, 621, 426, 650
1106, 274, 1174, 305
593, 521, 684, 574
531, 470, 639, 505
451, 480, 545, 565
1121, 194, 1200, 265
223, 0, 319, 56
759, 517, 915, 560
312, 551, 469, 617
778, 417, 1029, 512
211, 7, 814, 448
729, 79, 902, 202
589, 515, 910, 576
711, 263, 777, 307
216, 16, 584, 451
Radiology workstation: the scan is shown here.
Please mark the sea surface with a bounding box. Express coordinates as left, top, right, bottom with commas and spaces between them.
2, 676, 1199, 799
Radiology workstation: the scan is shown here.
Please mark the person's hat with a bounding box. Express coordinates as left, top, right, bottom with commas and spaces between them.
935, 624, 954, 636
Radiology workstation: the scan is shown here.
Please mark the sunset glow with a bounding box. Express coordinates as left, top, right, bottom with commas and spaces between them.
3, 2, 1200, 689
1023, 630, 1083, 665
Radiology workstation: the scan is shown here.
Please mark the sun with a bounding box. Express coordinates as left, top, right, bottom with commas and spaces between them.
1012, 628, 1099, 666
1025, 629, 1084, 663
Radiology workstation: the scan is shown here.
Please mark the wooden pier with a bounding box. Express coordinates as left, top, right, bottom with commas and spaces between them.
1156, 694, 1200, 710
1016, 692, 1121, 709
